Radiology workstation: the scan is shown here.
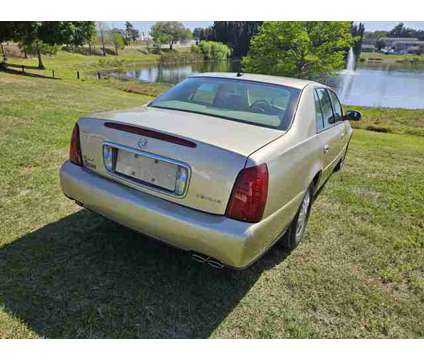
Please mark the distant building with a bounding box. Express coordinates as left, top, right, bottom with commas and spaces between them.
391, 40, 424, 53
175, 39, 197, 48
363, 37, 424, 54
380, 37, 419, 47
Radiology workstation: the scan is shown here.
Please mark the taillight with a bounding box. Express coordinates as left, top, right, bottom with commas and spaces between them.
226, 164, 268, 223
69, 123, 82, 166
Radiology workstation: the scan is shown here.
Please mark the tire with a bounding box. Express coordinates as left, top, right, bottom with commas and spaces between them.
280, 185, 313, 251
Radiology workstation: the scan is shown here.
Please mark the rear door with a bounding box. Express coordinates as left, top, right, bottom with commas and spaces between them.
327, 89, 347, 156
314, 88, 341, 181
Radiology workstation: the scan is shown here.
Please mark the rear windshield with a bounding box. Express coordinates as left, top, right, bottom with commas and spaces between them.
149, 77, 301, 130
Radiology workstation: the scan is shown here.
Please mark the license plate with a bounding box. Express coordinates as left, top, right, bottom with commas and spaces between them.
115, 149, 179, 192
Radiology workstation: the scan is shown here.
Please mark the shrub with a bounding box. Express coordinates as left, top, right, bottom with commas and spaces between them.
159, 51, 203, 64
191, 41, 231, 61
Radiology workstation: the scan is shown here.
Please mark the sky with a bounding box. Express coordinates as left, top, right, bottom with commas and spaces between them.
361, 21, 424, 31
106, 21, 213, 35
106, 21, 424, 33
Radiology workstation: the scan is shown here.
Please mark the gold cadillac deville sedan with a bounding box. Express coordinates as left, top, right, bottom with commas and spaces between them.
60, 73, 361, 269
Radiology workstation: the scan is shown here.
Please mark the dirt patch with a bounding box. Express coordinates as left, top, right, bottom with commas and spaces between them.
365, 125, 392, 133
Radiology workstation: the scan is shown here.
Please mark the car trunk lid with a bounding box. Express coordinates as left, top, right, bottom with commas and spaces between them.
77, 106, 284, 214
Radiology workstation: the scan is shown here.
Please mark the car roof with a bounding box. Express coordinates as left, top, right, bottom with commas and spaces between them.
189, 72, 322, 90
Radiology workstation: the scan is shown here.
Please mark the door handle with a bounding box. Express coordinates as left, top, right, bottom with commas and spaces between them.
323, 144, 330, 154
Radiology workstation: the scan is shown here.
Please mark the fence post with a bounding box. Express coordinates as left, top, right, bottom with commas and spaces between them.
97, 72, 101, 80
52, 70, 55, 78
76, 71, 80, 80
21, 65, 24, 73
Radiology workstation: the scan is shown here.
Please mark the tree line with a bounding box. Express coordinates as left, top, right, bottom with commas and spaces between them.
0, 21, 371, 79
364, 22, 424, 53
0, 22, 97, 68
0, 21, 145, 68
193, 22, 263, 58
364, 22, 424, 41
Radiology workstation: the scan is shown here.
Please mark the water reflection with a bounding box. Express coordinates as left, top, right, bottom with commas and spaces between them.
115, 61, 240, 84
331, 64, 424, 109
112, 61, 424, 109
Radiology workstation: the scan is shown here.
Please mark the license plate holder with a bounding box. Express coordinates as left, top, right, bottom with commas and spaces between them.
115, 148, 179, 192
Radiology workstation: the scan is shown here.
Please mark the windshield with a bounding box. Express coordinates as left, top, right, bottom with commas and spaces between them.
149, 77, 301, 130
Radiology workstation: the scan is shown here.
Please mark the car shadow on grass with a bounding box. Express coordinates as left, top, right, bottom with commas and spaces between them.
0, 209, 290, 338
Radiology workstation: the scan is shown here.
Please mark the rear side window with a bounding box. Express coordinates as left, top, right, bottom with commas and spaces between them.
316, 89, 335, 128
313, 90, 325, 131
328, 90, 343, 122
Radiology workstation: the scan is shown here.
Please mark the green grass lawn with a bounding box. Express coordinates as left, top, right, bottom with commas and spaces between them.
347, 106, 424, 137
360, 52, 424, 64
3, 49, 161, 80
0, 71, 423, 338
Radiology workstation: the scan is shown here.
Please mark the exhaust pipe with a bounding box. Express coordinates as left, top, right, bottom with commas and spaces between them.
191, 253, 224, 269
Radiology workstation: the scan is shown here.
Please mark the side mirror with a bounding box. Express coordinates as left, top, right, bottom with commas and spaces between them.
344, 110, 362, 121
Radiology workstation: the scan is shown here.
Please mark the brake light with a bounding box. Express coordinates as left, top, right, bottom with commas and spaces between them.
69, 123, 82, 166
226, 164, 268, 223
104, 122, 197, 148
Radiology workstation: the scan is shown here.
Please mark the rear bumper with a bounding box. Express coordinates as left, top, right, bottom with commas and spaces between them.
60, 161, 302, 268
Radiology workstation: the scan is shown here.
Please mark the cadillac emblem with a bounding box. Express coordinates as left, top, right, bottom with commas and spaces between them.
138, 138, 148, 149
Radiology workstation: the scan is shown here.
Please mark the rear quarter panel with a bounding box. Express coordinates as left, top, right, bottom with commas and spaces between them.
248, 85, 324, 221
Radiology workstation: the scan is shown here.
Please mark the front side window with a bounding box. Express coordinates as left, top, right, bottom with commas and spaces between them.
327, 90, 343, 122
150, 77, 301, 130
316, 88, 335, 128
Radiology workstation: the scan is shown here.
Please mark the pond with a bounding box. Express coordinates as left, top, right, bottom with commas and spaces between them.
111, 60, 424, 109
332, 64, 424, 109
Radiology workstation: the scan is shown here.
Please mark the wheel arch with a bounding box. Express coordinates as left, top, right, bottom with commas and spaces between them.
306, 163, 323, 196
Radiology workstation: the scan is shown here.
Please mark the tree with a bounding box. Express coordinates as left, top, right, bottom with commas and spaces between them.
1, 22, 97, 66
376, 39, 386, 51
70, 22, 96, 49
242, 22, 354, 79
124, 22, 140, 45
212, 21, 262, 57
97, 22, 108, 56
150, 22, 192, 50
192, 27, 202, 41
86, 26, 98, 55
150, 27, 171, 50
197, 27, 215, 42
192, 41, 231, 60
388, 22, 416, 38
194, 22, 262, 57
416, 31, 424, 41
351, 22, 365, 59
363, 30, 388, 40
12, 22, 81, 69
389, 23, 405, 37
0, 22, 17, 62
111, 30, 125, 55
